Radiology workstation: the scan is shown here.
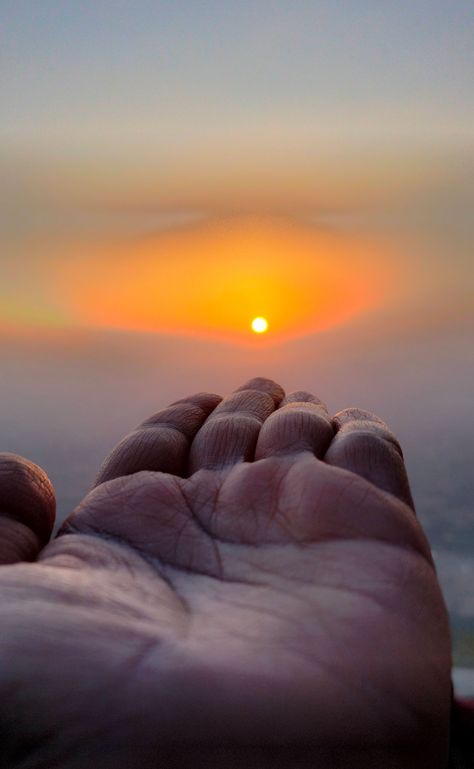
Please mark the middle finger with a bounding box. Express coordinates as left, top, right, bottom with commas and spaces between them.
255, 390, 334, 460
189, 377, 284, 472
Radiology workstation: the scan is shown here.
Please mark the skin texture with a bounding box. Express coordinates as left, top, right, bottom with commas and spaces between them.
0, 378, 452, 769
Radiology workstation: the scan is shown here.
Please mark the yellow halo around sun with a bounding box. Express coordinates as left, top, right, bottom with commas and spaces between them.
54, 216, 392, 344
251, 316, 268, 334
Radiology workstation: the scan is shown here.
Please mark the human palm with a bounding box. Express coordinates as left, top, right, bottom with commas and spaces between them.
0, 379, 451, 769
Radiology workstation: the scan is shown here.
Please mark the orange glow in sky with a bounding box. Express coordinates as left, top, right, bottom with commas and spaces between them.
51, 216, 395, 343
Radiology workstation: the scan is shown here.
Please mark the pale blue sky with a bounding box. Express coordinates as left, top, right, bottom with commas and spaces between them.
1, 1, 473, 152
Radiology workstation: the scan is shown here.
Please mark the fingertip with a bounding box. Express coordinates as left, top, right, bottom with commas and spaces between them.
333, 408, 386, 426
0, 453, 56, 560
326, 410, 413, 509
235, 377, 285, 405
279, 391, 329, 414
255, 401, 333, 460
94, 393, 223, 486
332, 408, 403, 457
169, 392, 223, 415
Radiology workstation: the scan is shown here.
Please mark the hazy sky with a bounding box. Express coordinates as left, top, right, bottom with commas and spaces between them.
0, 2, 472, 229
1, 2, 472, 215
2, 1, 473, 149
1, 2, 472, 337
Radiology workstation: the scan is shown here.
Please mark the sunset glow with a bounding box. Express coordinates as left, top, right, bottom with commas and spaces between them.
48, 216, 395, 343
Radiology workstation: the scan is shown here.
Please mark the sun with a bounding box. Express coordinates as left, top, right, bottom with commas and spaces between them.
251, 316, 268, 334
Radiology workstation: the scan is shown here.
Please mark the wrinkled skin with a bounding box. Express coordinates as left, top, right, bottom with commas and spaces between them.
0, 379, 451, 769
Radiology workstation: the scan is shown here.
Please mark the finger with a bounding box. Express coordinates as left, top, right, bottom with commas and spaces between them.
94, 392, 221, 485
278, 391, 328, 409
0, 453, 55, 564
255, 391, 334, 459
234, 377, 285, 405
325, 408, 414, 509
189, 377, 285, 472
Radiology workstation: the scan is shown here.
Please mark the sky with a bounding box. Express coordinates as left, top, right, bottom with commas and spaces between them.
1, 1, 474, 675
2, 1, 473, 148
1, 1, 473, 210
1, 1, 473, 337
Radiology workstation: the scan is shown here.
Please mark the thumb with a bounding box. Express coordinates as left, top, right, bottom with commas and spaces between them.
0, 453, 55, 564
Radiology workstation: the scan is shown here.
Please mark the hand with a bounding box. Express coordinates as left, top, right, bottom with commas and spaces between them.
0, 378, 451, 769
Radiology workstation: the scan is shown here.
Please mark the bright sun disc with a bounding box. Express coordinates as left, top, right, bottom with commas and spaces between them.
251, 316, 268, 334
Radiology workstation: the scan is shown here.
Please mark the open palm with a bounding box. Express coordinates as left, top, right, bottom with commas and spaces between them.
0, 378, 451, 769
